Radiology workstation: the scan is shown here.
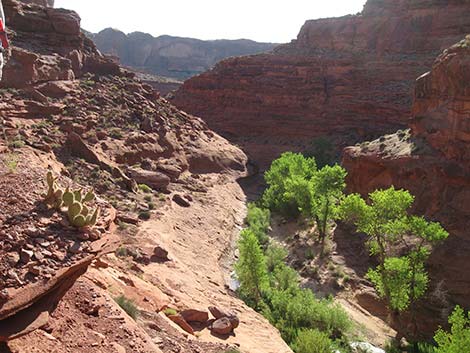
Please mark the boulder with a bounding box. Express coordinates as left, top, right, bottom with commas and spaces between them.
210, 317, 232, 335
168, 314, 194, 335
180, 309, 208, 323
128, 168, 170, 191
172, 194, 190, 208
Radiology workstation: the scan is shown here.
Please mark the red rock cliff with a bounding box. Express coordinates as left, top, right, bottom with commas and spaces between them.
343, 36, 470, 335
172, 0, 470, 168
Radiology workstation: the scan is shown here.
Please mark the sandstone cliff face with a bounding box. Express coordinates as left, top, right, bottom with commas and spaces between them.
343, 36, 470, 336
172, 0, 470, 169
88, 28, 277, 81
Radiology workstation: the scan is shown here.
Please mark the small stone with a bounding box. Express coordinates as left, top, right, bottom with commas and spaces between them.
68, 241, 82, 254
20, 249, 34, 263
172, 194, 190, 208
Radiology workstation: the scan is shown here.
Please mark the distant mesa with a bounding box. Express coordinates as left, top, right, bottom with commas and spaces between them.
86, 27, 277, 92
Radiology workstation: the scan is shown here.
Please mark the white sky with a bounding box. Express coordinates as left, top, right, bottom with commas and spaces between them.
54, 0, 366, 43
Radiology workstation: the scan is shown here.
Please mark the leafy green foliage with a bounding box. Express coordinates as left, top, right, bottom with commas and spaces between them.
265, 243, 288, 272
263, 153, 346, 246
263, 152, 317, 217
367, 256, 427, 312
246, 203, 271, 245
340, 187, 448, 313
235, 229, 269, 306
115, 295, 139, 319
291, 329, 332, 353
434, 306, 470, 353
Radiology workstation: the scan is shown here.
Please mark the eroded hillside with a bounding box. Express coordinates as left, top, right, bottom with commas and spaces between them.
0, 1, 291, 352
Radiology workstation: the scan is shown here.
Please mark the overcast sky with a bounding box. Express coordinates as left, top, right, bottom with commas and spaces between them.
54, 0, 366, 43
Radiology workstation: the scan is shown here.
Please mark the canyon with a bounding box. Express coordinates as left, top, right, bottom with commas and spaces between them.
1, 0, 470, 351
172, 0, 470, 169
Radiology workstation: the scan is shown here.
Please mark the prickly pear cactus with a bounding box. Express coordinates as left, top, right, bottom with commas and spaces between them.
43, 172, 101, 230
83, 190, 95, 203
68, 202, 83, 222
62, 188, 74, 207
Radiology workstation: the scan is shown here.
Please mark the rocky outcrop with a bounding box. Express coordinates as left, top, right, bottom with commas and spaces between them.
343, 36, 470, 337
88, 28, 277, 81
2, 0, 120, 88
172, 0, 470, 169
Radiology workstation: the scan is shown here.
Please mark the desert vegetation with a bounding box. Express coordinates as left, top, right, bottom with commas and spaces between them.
236, 152, 450, 352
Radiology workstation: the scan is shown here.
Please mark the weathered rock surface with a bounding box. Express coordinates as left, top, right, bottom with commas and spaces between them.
0, 1, 293, 352
2, 0, 120, 88
88, 28, 277, 81
343, 36, 470, 337
172, 0, 470, 169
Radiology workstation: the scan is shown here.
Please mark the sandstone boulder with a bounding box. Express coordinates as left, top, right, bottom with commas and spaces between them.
168, 314, 194, 335
180, 309, 208, 323
128, 168, 170, 191
210, 317, 232, 335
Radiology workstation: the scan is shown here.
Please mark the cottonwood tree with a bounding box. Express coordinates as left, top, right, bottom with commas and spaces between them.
235, 229, 269, 307
340, 187, 448, 316
263, 153, 347, 249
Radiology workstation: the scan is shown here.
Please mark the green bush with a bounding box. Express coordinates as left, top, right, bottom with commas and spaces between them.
115, 295, 139, 319
434, 306, 470, 353
263, 152, 317, 218
246, 203, 271, 245
266, 243, 288, 272
138, 184, 153, 193
265, 287, 351, 343
291, 329, 332, 353
163, 308, 178, 316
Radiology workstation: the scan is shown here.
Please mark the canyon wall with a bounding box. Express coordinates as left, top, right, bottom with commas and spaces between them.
88, 28, 277, 81
343, 36, 470, 335
172, 0, 470, 168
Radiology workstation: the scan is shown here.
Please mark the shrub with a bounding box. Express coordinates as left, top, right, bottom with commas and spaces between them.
263, 152, 317, 218
138, 184, 152, 193
3, 153, 18, 173
246, 203, 271, 245
265, 243, 288, 272
163, 307, 178, 316
434, 306, 470, 353
115, 295, 139, 319
291, 329, 332, 353
139, 210, 151, 220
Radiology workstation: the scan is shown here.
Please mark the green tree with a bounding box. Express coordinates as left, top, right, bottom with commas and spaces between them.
235, 229, 269, 306
263, 152, 317, 217
246, 203, 271, 245
285, 164, 347, 246
434, 306, 470, 353
339, 187, 448, 314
